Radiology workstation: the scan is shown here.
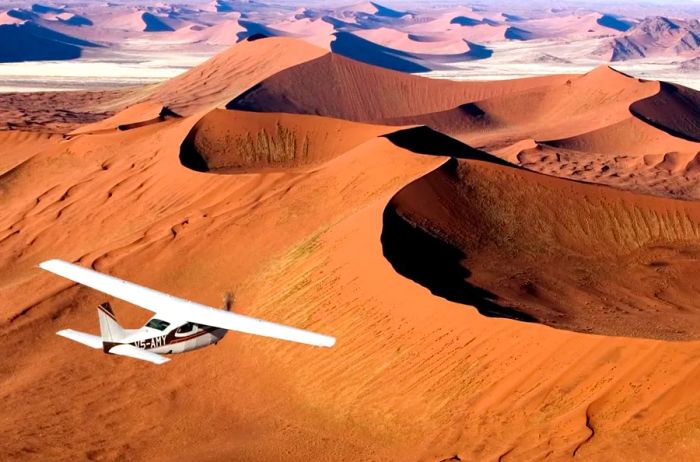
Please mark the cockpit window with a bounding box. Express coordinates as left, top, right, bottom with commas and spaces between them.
146, 319, 170, 331
176, 322, 195, 334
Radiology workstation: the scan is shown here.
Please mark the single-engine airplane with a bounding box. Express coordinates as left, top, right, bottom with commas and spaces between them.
40, 259, 335, 365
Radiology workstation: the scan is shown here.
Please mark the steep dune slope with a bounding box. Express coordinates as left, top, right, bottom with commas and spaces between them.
630, 81, 700, 142
385, 157, 700, 340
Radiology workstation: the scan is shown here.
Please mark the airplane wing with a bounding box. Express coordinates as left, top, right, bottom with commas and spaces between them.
109, 344, 170, 365
39, 259, 336, 348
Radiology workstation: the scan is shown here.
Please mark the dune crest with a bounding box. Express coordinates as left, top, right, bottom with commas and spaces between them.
143, 37, 329, 115
180, 109, 399, 172
69, 102, 179, 135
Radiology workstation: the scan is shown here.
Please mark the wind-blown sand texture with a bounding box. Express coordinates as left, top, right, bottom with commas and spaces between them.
1, 36, 700, 462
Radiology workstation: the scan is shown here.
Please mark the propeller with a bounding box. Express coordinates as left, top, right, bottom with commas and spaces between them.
223, 292, 234, 311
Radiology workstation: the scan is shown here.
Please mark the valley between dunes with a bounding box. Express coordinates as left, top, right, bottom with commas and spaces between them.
2, 37, 700, 461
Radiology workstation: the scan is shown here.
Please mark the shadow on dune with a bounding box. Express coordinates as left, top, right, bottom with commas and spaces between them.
329, 32, 492, 73
381, 198, 537, 322
380, 130, 537, 323
237, 21, 287, 42
180, 128, 209, 172
331, 31, 431, 73
118, 106, 180, 131
504, 26, 533, 40
450, 16, 483, 26
630, 82, 700, 142
597, 14, 632, 32
382, 126, 512, 165
142, 13, 175, 32
0, 22, 99, 63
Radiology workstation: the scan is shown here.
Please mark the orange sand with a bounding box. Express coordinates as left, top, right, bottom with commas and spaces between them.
2, 37, 700, 462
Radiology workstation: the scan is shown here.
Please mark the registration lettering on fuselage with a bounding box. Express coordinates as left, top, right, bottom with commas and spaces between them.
132, 335, 167, 350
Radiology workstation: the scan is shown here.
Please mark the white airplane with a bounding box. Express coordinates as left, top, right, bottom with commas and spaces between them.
40, 259, 335, 365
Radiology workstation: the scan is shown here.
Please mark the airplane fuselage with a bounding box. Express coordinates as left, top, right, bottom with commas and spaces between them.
104, 320, 227, 355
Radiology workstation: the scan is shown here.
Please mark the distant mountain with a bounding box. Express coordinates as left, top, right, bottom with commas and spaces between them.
596, 16, 700, 61
533, 53, 571, 64
679, 56, 700, 71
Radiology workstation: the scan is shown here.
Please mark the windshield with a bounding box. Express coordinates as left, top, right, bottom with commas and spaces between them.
146, 318, 170, 331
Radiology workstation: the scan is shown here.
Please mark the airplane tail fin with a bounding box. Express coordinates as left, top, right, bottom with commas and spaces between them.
97, 302, 126, 344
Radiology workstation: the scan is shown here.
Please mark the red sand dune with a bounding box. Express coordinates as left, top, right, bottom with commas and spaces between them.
386, 157, 700, 340
166, 18, 244, 46
143, 37, 329, 115
509, 13, 621, 40
227, 51, 571, 122
353, 27, 471, 54
544, 117, 699, 157
3, 36, 700, 462
393, 66, 661, 144
630, 81, 700, 142
229, 58, 697, 199
596, 16, 700, 61
180, 109, 399, 172
97, 9, 149, 31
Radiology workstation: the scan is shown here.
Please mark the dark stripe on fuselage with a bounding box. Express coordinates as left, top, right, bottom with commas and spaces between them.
167, 327, 214, 345
128, 325, 220, 350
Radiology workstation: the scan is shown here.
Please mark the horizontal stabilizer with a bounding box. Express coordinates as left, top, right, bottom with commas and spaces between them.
57, 329, 103, 349
109, 344, 170, 365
